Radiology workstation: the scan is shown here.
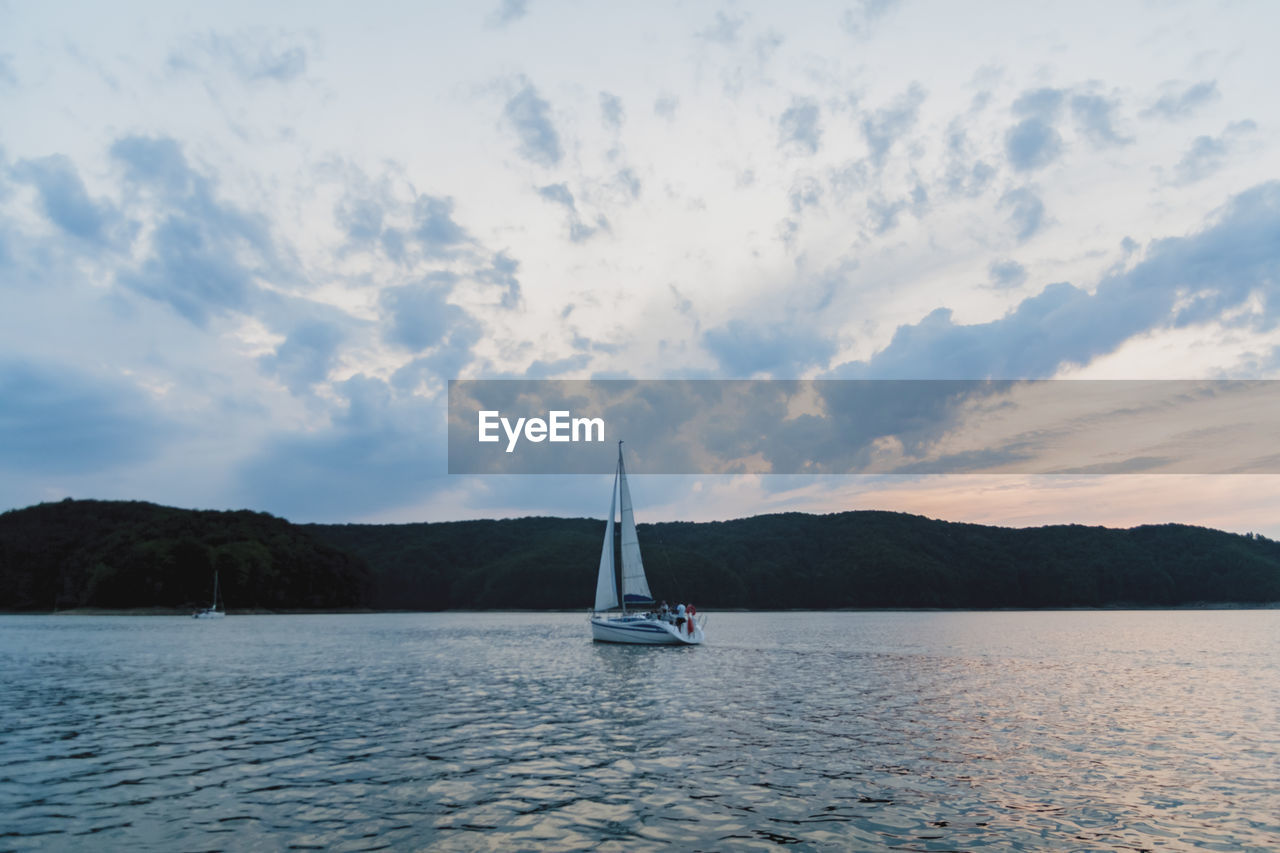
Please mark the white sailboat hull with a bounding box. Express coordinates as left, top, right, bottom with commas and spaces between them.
192, 609, 224, 619
590, 614, 704, 645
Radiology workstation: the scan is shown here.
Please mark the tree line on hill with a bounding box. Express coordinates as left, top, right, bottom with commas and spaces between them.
1, 499, 1278, 612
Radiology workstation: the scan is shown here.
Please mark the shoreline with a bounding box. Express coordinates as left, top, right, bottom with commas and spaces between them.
4, 602, 1277, 616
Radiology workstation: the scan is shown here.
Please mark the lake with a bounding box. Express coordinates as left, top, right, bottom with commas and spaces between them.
1, 611, 1277, 851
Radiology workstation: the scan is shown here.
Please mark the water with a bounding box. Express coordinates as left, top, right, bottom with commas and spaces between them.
1, 611, 1278, 851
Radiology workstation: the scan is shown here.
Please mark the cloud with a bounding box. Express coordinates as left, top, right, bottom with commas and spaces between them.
110, 136, 193, 195
778, 97, 822, 155
110, 135, 280, 326
336, 194, 385, 246
829, 181, 1280, 379
10, 155, 122, 247
988, 258, 1028, 289
841, 0, 898, 38
1000, 186, 1046, 242
703, 320, 838, 376
477, 251, 523, 309
1006, 87, 1066, 171
258, 320, 347, 394
862, 84, 925, 167
654, 94, 679, 119
789, 176, 823, 213
236, 374, 444, 520
503, 80, 562, 167
1171, 121, 1256, 185
487, 0, 529, 28
1070, 93, 1128, 146
412, 195, 471, 256
697, 10, 744, 45
381, 274, 473, 352
168, 30, 309, 83
599, 91, 624, 129
537, 182, 608, 242
1012, 87, 1065, 118
1145, 80, 1219, 120
942, 123, 996, 198
0, 54, 15, 86
0, 359, 173, 475
1005, 118, 1062, 171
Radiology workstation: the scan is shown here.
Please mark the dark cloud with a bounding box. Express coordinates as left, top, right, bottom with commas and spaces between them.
1005, 118, 1062, 171
110, 136, 193, 196
1005, 87, 1066, 171
778, 97, 822, 155
0, 359, 172, 475
236, 374, 443, 520
703, 320, 838, 376
504, 81, 562, 167
862, 84, 925, 167
11, 155, 122, 247
381, 274, 470, 352
830, 181, 1280, 379
1000, 187, 1046, 242
258, 320, 346, 393
599, 91, 624, 129
988, 258, 1028, 289
110, 134, 279, 326
168, 30, 308, 83
412, 195, 471, 256
1145, 80, 1219, 120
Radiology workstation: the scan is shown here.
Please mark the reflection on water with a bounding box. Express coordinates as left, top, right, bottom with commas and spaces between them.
1, 611, 1277, 850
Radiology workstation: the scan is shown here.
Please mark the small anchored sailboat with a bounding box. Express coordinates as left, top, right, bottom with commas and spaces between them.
193, 571, 225, 619
590, 442, 705, 645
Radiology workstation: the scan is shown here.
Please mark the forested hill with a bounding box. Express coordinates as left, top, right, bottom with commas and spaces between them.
308, 512, 1280, 610
2, 499, 1279, 611
0, 500, 372, 611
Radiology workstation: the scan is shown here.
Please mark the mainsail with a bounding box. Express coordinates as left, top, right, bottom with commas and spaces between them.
593, 463, 620, 611
617, 448, 654, 606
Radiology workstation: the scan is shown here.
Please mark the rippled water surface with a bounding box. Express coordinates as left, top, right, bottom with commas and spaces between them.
2, 611, 1278, 851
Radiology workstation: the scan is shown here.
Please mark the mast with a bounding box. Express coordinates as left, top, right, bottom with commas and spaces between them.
212, 571, 219, 611
617, 441, 626, 615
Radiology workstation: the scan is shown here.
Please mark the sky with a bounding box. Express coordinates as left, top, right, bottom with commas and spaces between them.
2, 0, 1279, 534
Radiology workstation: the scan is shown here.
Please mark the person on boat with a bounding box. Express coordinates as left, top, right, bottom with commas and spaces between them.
658, 601, 670, 621
675, 603, 686, 629
686, 604, 696, 635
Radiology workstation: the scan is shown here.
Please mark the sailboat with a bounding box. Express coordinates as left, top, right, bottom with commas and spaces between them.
589, 442, 705, 645
192, 571, 226, 619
